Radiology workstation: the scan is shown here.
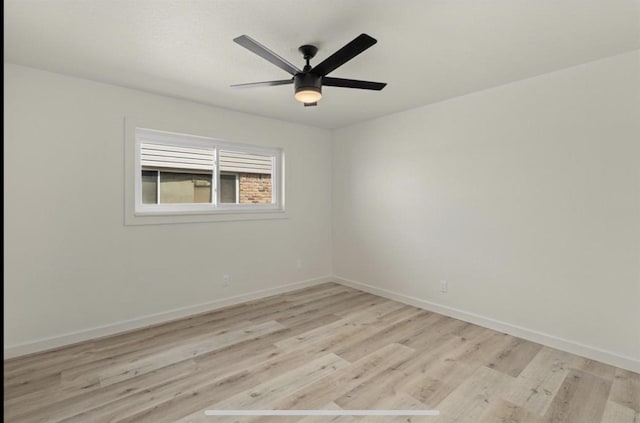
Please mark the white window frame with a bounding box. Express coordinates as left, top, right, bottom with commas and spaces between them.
124, 121, 286, 225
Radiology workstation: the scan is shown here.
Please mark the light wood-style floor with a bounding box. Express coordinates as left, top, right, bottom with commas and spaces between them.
4, 283, 639, 423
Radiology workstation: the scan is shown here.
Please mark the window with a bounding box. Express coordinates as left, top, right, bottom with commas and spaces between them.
220, 173, 238, 204
141, 170, 213, 204
134, 128, 283, 218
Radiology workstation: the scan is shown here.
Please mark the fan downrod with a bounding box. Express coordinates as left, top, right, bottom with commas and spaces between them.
299, 45, 318, 70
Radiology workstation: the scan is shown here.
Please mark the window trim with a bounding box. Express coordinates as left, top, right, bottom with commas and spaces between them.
124, 119, 286, 225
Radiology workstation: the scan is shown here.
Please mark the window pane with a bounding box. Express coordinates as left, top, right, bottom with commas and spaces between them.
238, 173, 272, 204
159, 172, 212, 204
219, 150, 273, 204
220, 174, 237, 203
141, 170, 158, 204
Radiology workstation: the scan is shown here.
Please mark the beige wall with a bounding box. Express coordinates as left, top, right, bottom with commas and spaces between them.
333, 51, 640, 370
4, 64, 333, 351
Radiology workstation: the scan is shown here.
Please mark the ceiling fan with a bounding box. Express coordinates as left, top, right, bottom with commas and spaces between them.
231, 33, 387, 107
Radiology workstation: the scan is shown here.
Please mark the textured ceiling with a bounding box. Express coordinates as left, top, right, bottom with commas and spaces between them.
4, 0, 640, 129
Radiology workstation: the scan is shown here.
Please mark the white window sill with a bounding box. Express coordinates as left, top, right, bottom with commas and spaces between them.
126, 208, 288, 225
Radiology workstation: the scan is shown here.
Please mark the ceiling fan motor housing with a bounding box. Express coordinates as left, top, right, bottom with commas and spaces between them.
294, 72, 322, 95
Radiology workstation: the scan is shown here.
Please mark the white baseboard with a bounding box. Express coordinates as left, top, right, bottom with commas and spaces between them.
333, 276, 640, 373
4, 276, 332, 359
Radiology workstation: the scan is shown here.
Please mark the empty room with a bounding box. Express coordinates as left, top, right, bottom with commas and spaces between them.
4, 1, 639, 422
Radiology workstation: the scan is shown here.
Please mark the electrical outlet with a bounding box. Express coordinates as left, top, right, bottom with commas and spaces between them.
223, 274, 231, 287
440, 280, 448, 293
296, 258, 303, 269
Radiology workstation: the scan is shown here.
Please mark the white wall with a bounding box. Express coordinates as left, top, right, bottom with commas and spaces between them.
333, 51, 640, 370
4, 64, 333, 353
5, 51, 640, 371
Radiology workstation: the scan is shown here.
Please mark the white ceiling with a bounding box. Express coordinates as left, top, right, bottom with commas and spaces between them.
4, 0, 640, 129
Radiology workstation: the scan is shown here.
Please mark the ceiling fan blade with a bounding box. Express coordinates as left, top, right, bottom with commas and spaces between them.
311, 34, 377, 77
230, 79, 293, 89
322, 77, 386, 90
304, 102, 317, 107
234, 35, 302, 76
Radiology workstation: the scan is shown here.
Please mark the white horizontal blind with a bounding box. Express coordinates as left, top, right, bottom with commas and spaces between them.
219, 151, 273, 174
141, 143, 214, 171
141, 144, 272, 175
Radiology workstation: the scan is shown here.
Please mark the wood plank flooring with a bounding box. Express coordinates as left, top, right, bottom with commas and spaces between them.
4, 283, 639, 423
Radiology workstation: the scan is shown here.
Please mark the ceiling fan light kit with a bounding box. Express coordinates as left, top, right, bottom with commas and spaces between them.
294, 77, 322, 103
232, 33, 386, 107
